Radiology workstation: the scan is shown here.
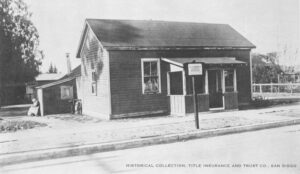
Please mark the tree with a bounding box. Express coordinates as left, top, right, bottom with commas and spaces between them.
0, 0, 43, 105
53, 65, 57, 73
252, 52, 283, 83
48, 63, 58, 73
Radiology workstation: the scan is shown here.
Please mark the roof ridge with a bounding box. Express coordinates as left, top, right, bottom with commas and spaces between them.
76, 18, 255, 54
86, 18, 228, 25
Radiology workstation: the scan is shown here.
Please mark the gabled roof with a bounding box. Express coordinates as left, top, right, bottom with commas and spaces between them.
60, 65, 81, 80
36, 65, 81, 89
79, 19, 255, 53
36, 77, 75, 89
35, 73, 65, 81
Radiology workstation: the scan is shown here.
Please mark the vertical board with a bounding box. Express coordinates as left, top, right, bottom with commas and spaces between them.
224, 92, 238, 110
170, 95, 185, 115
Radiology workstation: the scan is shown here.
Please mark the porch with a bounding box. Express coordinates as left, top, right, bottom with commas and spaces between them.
162, 57, 245, 115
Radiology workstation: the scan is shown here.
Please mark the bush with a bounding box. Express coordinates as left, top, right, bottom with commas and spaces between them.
0, 120, 47, 133
251, 96, 271, 108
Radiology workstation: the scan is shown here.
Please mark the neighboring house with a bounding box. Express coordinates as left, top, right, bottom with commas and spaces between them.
76, 19, 255, 119
25, 73, 65, 100
36, 65, 81, 116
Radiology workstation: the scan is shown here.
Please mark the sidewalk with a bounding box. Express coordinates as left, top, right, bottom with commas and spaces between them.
0, 103, 300, 164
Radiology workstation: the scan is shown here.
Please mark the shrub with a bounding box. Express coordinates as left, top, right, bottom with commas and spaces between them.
0, 120, 47, 133
251, 96, 271, 108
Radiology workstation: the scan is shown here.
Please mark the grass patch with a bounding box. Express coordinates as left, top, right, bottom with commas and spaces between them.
0, 119, 47, 133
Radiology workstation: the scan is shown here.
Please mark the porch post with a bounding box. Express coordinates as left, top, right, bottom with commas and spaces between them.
205, 70, 208, 94
234, 69, 237, 92
222, 69, 226, 109
182, 70, 186, 95
167, 72, 170, 95
222, 69, 225, 93
37, 88, 44, 116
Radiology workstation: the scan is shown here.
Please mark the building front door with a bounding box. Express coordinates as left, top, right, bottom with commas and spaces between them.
168, 71, 185, 115
208, 70, 223, 109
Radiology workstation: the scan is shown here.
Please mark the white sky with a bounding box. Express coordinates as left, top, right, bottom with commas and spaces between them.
24, 0, 300, 73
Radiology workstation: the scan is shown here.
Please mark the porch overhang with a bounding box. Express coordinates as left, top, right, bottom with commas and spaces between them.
161, 57, 247, 67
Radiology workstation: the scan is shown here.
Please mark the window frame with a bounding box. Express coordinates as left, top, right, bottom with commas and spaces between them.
60, 86, 73, 100
91, 68, 97, 96
224, 68, 237, 92
141, 58, 161, 94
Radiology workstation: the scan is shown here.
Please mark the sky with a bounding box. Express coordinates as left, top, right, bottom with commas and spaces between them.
24, 0, 300, 73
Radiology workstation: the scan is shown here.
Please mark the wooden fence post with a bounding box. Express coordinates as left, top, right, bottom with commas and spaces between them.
259, 84, 262, 93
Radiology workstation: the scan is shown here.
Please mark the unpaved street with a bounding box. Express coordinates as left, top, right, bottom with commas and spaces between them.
2, 125, 300, 174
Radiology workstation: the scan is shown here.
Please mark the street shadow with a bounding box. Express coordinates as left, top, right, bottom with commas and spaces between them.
1, 154, 133, 174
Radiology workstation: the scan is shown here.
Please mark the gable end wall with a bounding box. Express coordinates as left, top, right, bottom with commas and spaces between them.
79, 26, 110, 119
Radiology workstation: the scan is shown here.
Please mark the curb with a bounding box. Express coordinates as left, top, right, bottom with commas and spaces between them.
1, 119, 300, 166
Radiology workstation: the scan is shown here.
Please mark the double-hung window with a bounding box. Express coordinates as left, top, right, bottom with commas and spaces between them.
224, 69, 236, 92
141, 58, 161, 94
91, 62, 97, 95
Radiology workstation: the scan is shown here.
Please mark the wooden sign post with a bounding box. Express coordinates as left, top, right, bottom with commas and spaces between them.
184, 61, 204, 129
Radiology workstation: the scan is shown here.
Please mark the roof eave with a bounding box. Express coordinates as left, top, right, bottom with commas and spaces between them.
104, 45, 256, 51
36, 77, 76, 89
76, 20, 89, 58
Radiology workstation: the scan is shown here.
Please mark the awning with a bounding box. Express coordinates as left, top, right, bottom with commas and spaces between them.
161, 57, 247, 67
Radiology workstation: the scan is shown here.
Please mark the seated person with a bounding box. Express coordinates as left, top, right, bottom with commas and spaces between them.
27, 98, 40, 116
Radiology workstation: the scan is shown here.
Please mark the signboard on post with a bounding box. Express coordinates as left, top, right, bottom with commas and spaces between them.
184, 61, 204, 129
187, 63, 203, 76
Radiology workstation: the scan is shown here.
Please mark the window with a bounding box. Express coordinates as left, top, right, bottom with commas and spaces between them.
61, 86, 73, 100
91, 69, 97, 95
91, 82, 97, 95
92, 71, 97, 82
224, 69, 235, 92
142, 59, 161, 94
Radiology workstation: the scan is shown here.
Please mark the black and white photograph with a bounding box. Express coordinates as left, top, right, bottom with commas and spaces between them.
0, 0, 299, 173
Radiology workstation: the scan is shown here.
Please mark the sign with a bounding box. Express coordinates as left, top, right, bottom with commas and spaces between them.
183, 62, 205, 129
188, 63, 203, 76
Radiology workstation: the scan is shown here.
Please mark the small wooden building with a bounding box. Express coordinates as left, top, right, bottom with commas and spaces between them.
36, 66, 81, 116
76, 19, 255, 119
25, 73, 64, 100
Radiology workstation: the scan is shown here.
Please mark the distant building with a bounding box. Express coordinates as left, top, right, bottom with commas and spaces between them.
36, 66, 81, 115
25, 73, 64, 100
75, 19, 255, 119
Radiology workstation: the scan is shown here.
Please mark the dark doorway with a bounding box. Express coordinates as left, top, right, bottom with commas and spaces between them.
169, 71, 183, 95
208, 70, 223, 108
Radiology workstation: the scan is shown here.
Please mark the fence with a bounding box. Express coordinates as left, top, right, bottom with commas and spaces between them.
253, 83, 300, 94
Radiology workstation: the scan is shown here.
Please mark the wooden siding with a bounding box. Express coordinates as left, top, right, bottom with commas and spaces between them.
185, 94, 209, 113
42, 79, 77, 115
80, 27, 110, 119
170, 95, 185, 115
109, 52, 170, 118
169, 94, 209, 115
109, 49, 250, 117
75, 77, 82, 100
224, 92, 238, 110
